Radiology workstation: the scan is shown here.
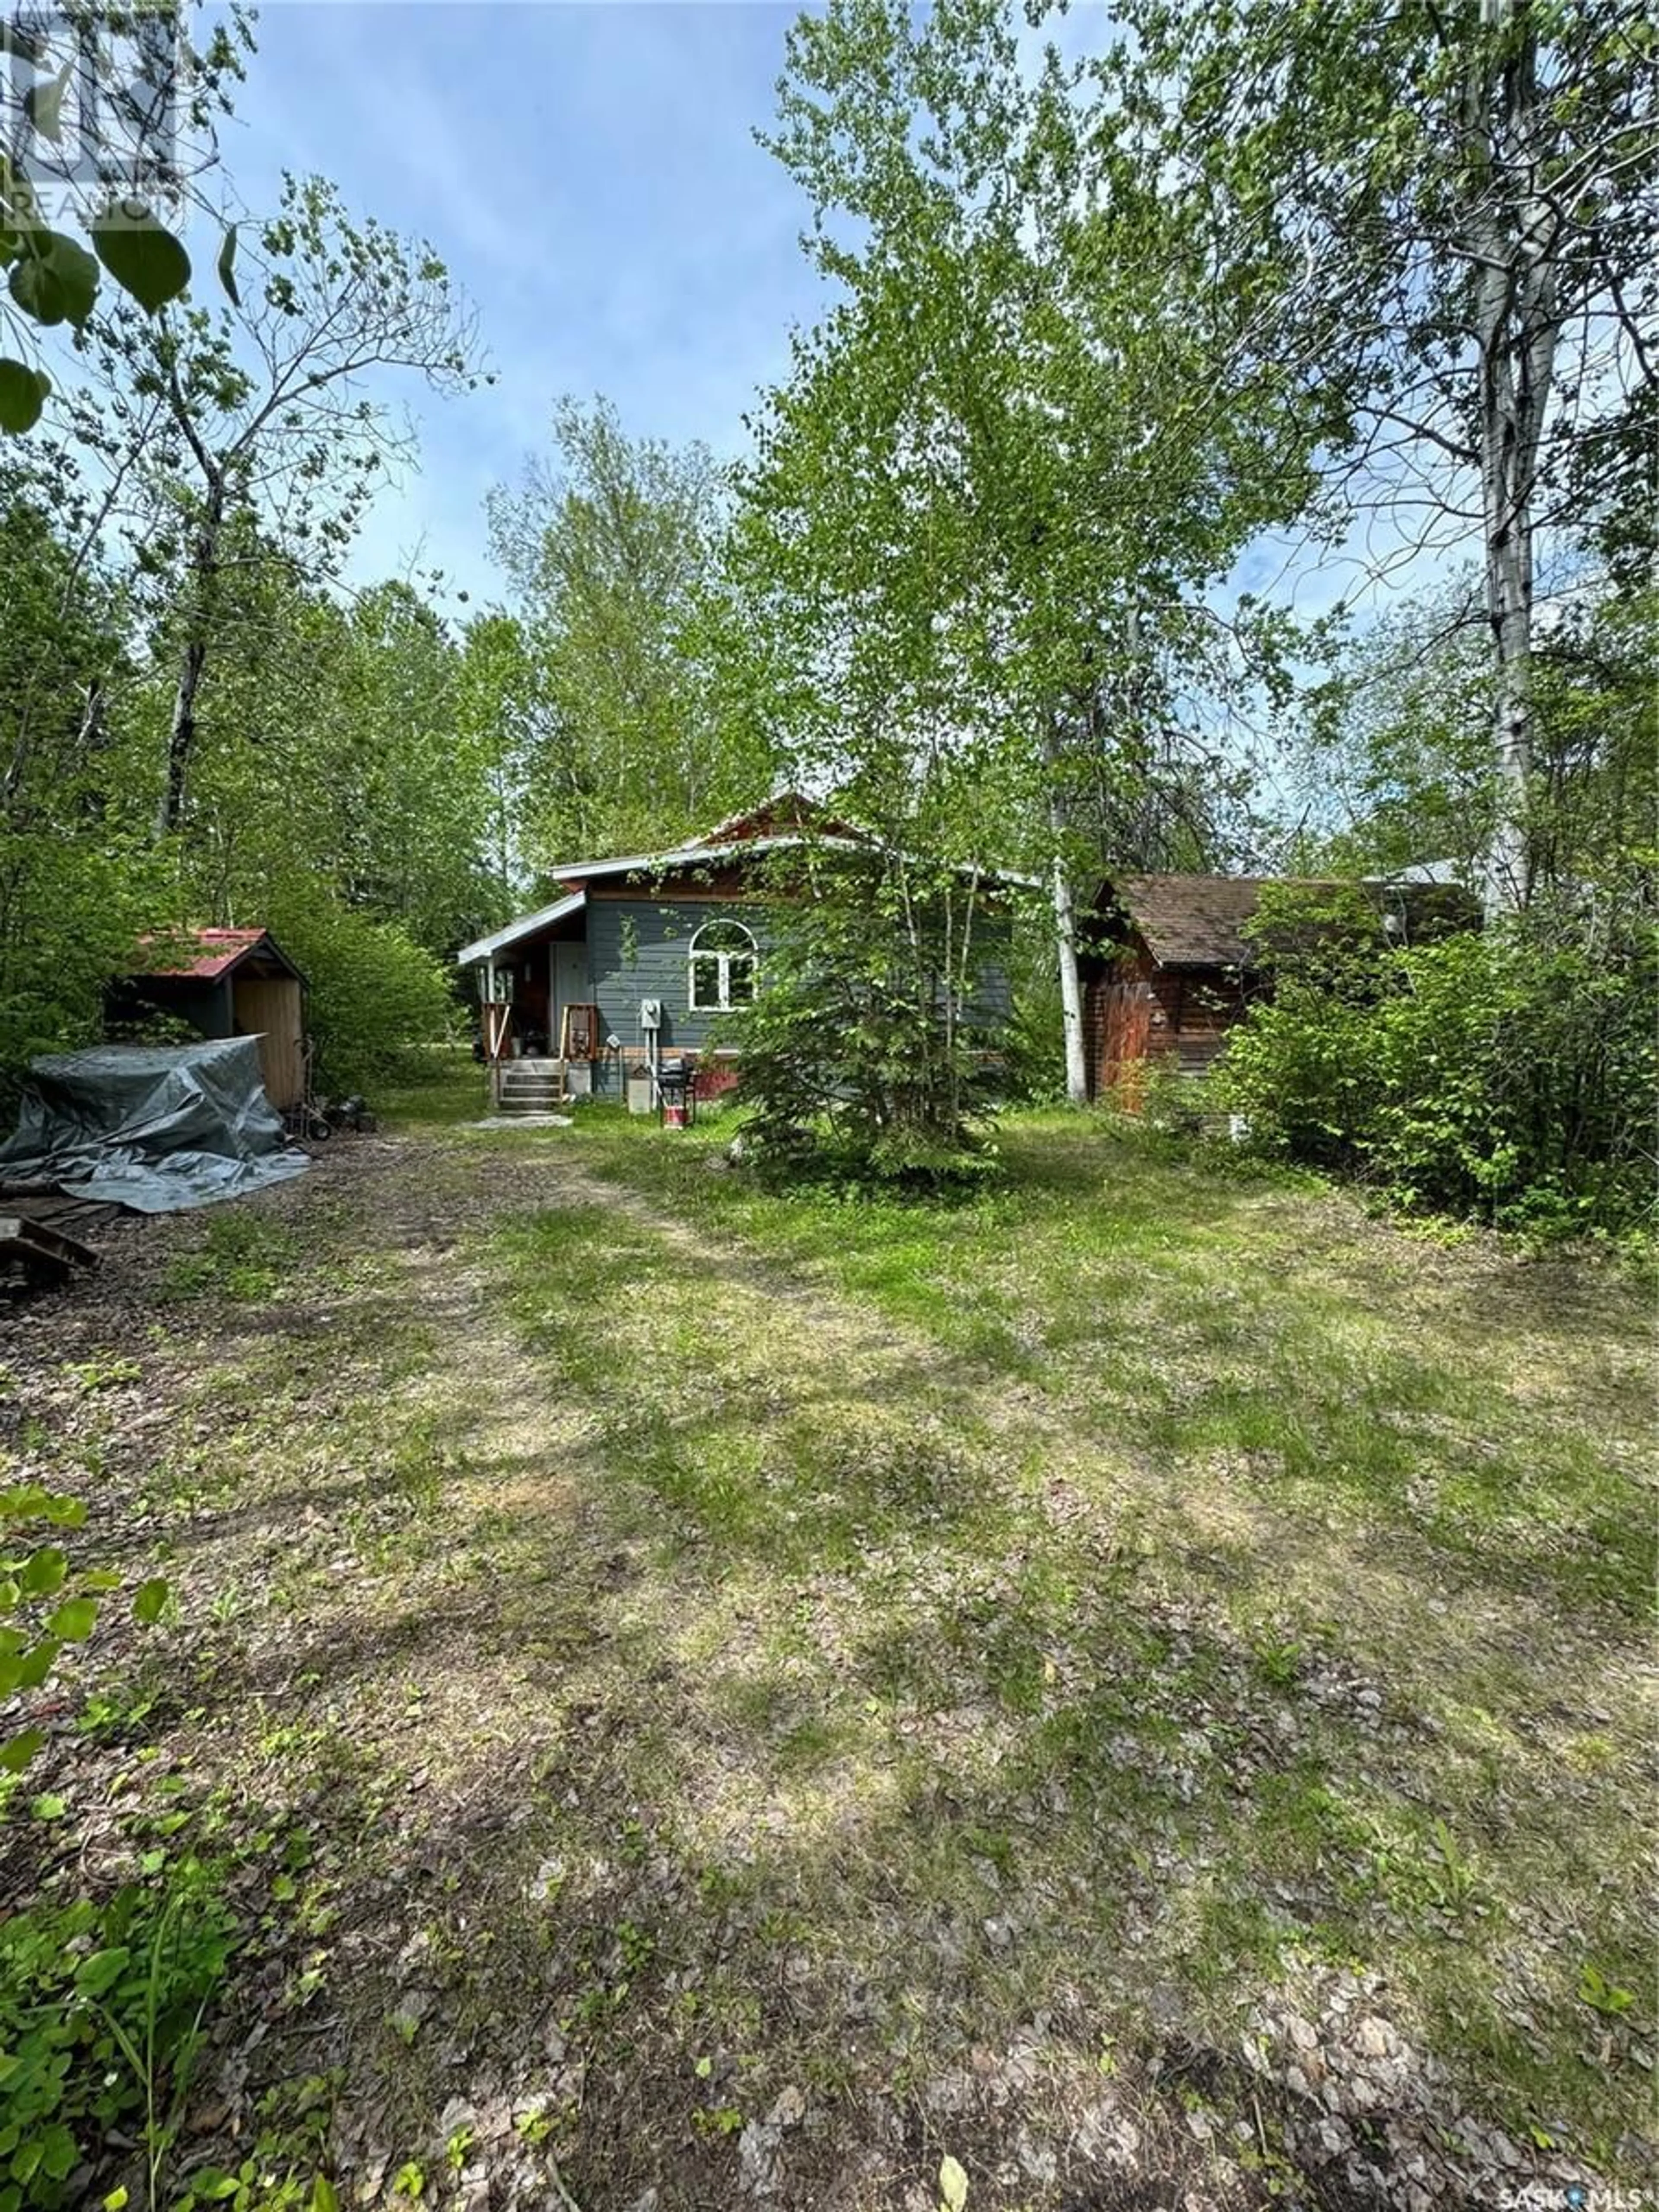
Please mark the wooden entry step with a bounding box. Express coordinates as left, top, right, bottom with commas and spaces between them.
496, 1059, 568, 1115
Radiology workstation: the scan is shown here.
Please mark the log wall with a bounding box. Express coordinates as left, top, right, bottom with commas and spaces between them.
1084, 950, 1252, 1102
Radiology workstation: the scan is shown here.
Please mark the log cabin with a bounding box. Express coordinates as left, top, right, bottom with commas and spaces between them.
1082, 871, 1478, 1102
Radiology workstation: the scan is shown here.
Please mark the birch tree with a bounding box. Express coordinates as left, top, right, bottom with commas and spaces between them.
69, 171, 483, 836
743, 0, 1336, 1100
1119, 0, 1659, 908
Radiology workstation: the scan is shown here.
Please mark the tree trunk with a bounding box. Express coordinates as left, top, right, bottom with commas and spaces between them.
155, 476, 226, 839
1482, 492, 1533, 912
1042, 709, 1090, 1105
1466, 2, 1560, 915
158, 636, 207, 839
1052, 848, 1089, 1105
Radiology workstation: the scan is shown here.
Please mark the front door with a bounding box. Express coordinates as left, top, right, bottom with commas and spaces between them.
550, 940, 588, 1057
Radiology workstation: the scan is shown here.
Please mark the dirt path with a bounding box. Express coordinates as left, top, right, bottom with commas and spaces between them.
2, 1129, 1647, 2212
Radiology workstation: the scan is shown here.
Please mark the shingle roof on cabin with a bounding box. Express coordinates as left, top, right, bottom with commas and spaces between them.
1102, 870, 1480, 971
1104, 875, 1335, 971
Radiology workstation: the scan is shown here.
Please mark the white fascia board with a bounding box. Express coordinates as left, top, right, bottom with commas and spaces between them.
543, 833, 811, 880
455, 890, 586, 968
544, 833, 1040, 892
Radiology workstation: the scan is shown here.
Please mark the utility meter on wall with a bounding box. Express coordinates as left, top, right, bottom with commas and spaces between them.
639, 999, 662, 1032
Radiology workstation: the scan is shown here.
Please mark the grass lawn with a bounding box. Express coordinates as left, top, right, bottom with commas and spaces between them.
2, 1089, 1651, 2212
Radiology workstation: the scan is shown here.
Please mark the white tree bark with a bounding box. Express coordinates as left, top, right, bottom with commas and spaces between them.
1043, 712, 1090, 1103
1052, 849, 1089, 1105
1464, 4, 1561, 915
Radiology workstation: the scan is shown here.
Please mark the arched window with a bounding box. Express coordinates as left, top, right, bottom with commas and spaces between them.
689, 919, 756, 1012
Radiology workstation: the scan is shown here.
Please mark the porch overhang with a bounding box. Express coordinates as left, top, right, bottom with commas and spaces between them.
456, 891, 586, 969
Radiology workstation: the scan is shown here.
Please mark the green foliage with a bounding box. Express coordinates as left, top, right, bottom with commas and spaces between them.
0, 480, 159, 1103
0, 1861, 235, 2212
1216, 886, 1658, 1236
1130, 1058, 1216, 1146
0, 14, 250, 419
1297, 572, 1658, 904
264, 892, 453, 1096
173, 2160, 335, 2212
0, 361, 48, 434
1298, 586, 1500, 884
999, 984, 1067, 1109
486, 395, 775, 868
726, 844, 1003, 1190
0, 472, 505, 1112
1578, 1962, 1637, 2021
0, 1483, 149, 1774
88, 216, 191, 317
0, 33, 506, 1110
1115, 0, 1655, 877
742, 0, 1331, 937
997, 922, 1073, 1106
0, 1471, 171, 1779
0, 191, 193, 432
146, 556, 518, 966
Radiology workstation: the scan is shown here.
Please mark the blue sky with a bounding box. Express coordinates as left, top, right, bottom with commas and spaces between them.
188, 2, 1452, 636
221, 1, 830, 605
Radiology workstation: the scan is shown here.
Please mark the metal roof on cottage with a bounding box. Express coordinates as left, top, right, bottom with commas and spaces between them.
135, 927, 304, 982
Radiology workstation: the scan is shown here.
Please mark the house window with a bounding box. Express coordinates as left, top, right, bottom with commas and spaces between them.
689, 919, 756, 1012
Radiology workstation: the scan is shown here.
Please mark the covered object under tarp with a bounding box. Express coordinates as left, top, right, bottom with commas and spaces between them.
0, 1039, 310, 1214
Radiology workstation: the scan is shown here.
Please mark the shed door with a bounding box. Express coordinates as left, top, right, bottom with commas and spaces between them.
1098, 979, 1155, 1101
232, 976, 305, 1110
550, 941, 588, 1056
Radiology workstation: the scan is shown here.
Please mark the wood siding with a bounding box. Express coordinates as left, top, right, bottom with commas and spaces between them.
587, 896, 771, 1054
1084, 947, 1250, 1102
232, 974, 305, 1109
588, 892, 1012, 1057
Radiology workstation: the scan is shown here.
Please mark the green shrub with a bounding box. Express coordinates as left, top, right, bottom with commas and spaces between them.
262, 893, 454, 1097
722, 845, 1004, 1191
996, 924, 1068, 1106
0, 835, 165, 1114
1131, 1057, 1217, 1142
1, 1485, 168, 1776
0, 1862, 235, 2212
1215, 884, 1658, 1236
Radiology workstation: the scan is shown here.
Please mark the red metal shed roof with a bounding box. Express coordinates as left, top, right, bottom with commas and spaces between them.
137, 928, 277, 981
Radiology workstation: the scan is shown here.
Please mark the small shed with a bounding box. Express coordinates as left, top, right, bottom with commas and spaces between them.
1083, 874, 1274, 1099
1082, 872, 1480, 1101
111, 929, 308, 1111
